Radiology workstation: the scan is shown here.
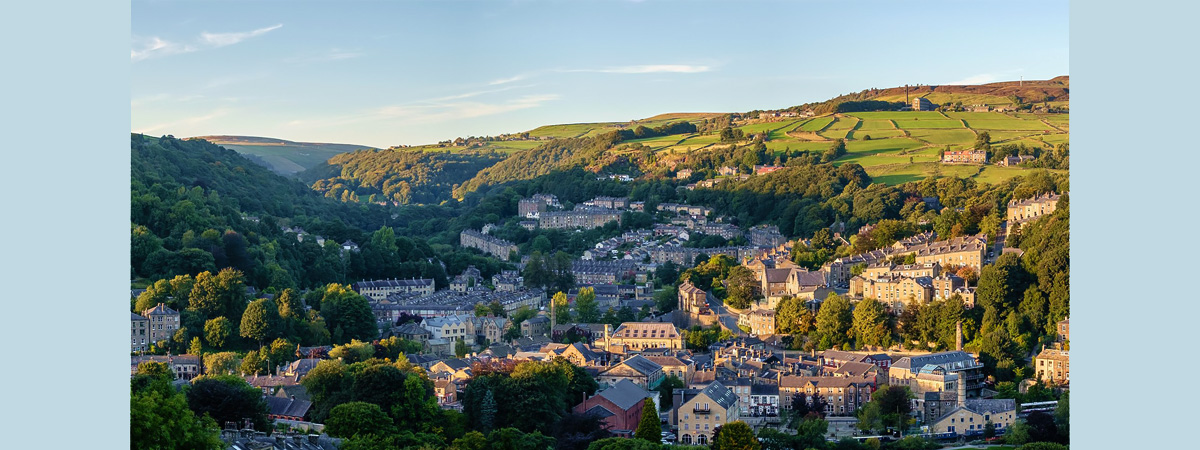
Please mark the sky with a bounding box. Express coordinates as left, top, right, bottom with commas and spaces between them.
131, 0, 1069, 148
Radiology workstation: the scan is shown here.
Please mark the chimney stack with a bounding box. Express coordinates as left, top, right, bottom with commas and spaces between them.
955, 321, 963, 352
957, 373, 967, 406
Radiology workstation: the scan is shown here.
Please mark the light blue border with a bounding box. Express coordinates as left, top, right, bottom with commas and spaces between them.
6, 1, 1193, 447
1, 0, 129, 447
1073, 1, 1200, 448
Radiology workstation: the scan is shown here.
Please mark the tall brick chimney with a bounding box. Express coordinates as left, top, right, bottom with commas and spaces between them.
955, 321, 963, 352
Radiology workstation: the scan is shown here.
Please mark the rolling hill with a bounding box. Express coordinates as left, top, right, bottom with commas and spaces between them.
193, 77, 1067, 204
190, 135, 377, 176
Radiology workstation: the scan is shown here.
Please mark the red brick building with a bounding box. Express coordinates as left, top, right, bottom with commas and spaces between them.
573, 379, 652, 437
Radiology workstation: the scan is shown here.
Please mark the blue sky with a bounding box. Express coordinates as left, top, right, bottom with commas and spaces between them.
131, 0, 1069, 148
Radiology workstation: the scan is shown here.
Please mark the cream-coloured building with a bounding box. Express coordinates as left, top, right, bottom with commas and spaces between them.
673, 381, 741, 446
738, 308, 776, 335
352, 278, 435, 301
1007, 192, 1062, 224
852, 275, 934, 311
778, 375, 874, 416
605, 322, 684, 350
929, 399, 1017, 435
1035, 348, 1069, 385
894, 235, 988, 271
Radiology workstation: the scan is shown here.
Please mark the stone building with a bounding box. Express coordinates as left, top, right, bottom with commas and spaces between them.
912, 97, 937, 111
674, 381, 741, 445
460, 229, 519, 261
678, 281, 709, 314
1007, 192, 1062, 224
539, 207, 622, 230
605, 322, 685, 350
574, 379, 652, 437
890, 351, 985, 398
518, 193, 560, 218
142, 303, 180, 346
131, 312, 150, 352
352, 278, 435, 301
778, 375, 874, 416
1035, 347, 1069, 385
852, 275, 934, 310
942, 149, 987, 164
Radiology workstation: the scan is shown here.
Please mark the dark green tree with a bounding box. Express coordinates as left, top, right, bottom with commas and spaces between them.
203, 316, 232, 349
633, 398, 660, 441
240, 298, 281, 345
325, 402, 396, 438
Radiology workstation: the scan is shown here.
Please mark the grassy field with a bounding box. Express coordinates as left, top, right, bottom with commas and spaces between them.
737, 119, 803, 135
908, 129, 979, 145
856, 120, 897, 130
964, 119, 1052, 131
765, 140, 834, 153
626, 134, 692, 149
196, 136, 375, 175
943, 111, 1011, 120
526, 122, 618, 138
893, 119, 965, 129
636, 110, 1068, 186
848, 129, 906, 140
798, 116, 835, 132
848, 111, 945, 120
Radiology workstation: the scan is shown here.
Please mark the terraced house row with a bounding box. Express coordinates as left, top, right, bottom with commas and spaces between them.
459, 229, 519, 261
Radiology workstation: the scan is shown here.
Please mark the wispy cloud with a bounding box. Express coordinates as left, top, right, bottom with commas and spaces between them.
488, 74, 529, 85
136, 109, 230, 134
285, 93, 559, 129
564, 64, 712, 74
131, 37, 196, 62
132, 24, 283, 62
200, 24, 283, 47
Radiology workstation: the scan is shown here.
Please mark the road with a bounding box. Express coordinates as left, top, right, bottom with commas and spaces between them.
706, 291, 745, 336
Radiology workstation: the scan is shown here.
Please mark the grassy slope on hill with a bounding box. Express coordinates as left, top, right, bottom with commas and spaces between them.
193, 135, 375, 176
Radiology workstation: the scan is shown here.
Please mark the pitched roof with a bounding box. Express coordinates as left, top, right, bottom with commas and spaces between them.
131, 312, 148, 321
964, 398, 1017, 414
143, 303, 178, 316
603, 355, 663, 378
611, 322, 681, 339
585, 404, 616, 419
263, 395, 312, 418
699, 381, 740, 410
892, 351, 980, 371
597, 378, 652, 410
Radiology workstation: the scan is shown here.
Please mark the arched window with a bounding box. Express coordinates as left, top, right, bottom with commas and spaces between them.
698, 434, 708, 445
681, 435, 692, 445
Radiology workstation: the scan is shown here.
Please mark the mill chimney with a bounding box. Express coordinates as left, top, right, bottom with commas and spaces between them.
955, 321, 963, 352
957, 373, 967, 406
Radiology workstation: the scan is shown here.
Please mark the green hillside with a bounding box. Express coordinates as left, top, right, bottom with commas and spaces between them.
191, 135, 376, 176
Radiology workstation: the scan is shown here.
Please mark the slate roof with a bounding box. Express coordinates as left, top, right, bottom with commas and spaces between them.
597, 379, 652, 410
793, 270, 827, 287
700, 381, 740, 410
144, 303, 178, 316
892, 351, 980, 371
585, 404, 616, 419
832, 361, 878, 377
964, 398, 1017, 414
275, 385, 310, 402
603, 355, 663, 379
264, 395, 312, 419
751, 384, 779, 396
284, 358, 323, 377
131, 312, 148, 321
